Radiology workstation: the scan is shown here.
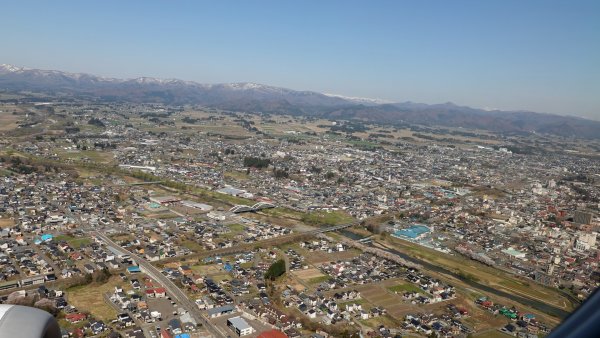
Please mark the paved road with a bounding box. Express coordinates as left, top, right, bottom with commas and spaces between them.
93, 232, 227, 338
89, 221, 360, 337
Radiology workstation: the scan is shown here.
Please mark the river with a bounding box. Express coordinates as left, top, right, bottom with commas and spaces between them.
336, 230, 572, 319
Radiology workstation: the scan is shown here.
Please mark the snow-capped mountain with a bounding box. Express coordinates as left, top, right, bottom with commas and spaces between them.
323, 93, 392, 105
1, 64, 599, 139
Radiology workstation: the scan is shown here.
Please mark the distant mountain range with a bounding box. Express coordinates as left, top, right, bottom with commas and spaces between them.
1, 64, 599, 139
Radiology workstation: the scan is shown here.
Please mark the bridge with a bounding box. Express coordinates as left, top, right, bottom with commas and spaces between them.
306, 221, 358, 234
229, 201, 276, 213
357, 235, 374, 243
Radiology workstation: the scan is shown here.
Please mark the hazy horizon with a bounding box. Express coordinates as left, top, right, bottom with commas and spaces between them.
1, 0, 599, 120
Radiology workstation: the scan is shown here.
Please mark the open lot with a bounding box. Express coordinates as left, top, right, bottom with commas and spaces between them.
304, 248, 362, 265
66, 276, 127, 321
359, 283, 413, 319
0, 110, 22, 131
0, 217, 14, 228
293, 268, 327, 282
54, 234, 92, 248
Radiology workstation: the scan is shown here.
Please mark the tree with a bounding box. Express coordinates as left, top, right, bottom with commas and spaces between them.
273, 168, 289, 179
265, 259, 286, 280
243, 156, 270, 168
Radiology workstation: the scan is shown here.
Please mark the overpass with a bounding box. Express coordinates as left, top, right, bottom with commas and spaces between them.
229, 201, 276, 213
92, 232, 227, 338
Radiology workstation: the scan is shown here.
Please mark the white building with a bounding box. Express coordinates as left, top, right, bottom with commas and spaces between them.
227, 316, 254, 336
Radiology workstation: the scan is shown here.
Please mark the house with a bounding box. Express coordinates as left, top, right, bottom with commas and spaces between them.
124, 327, 145, 338
65, 313, 87, 323
168, 318, 182, 335
227, 316, 255, 336
258, 330, 289, 338
154, 287, 167, 298
360, 310, 370, 320
90, 320, 107, 335
83, 264, 95, 274
207, 304, 235, 318
501, 323, 518, 336
160, 329, 172, 338
127, 266, 141, 274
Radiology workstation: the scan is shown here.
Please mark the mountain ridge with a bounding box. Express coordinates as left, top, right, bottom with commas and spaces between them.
1, 64, 599, 139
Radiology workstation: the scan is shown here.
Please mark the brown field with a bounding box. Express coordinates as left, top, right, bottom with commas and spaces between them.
0, 217, 14, 228
191, 264, 224, 275
359, 282, 416, 318
305, 248, 362, 265
66, 276, 129, 321
281, 274, 306, 292
0, 109, 21, 131
293, 267, 327, 282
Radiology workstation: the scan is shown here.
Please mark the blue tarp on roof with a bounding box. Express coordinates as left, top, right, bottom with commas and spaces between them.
127, 266, 141, 273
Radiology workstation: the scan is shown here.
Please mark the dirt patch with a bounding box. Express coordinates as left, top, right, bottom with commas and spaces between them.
191, 264, 224, 275
293, 268, 326, 282
304, 248, 362, 265
0, 217, 14, 228
66, 276, 129, 321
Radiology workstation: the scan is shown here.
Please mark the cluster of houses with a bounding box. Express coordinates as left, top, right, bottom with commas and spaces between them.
402, 312, 473, 337
281, 288, 384, 325
300, 239, 346, 254
285, 248, 307, 271
12, 101, 599, 301
475, 296, 551, 337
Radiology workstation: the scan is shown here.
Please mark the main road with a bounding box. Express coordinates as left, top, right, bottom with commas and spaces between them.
92, 231, 228, 338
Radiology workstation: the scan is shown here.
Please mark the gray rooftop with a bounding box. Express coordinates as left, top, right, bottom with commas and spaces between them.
227, 316, 251, 330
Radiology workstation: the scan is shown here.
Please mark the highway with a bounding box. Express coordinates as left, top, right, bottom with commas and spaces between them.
92, 232, 228, 338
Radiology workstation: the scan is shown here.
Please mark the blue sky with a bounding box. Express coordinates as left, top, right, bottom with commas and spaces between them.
1, 0, 599, 119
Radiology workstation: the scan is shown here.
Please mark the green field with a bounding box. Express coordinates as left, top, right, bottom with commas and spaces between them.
54, 234, 92, 248
387, 283, 424, 294
307, 275, 331, 285
301, 210, 355, 227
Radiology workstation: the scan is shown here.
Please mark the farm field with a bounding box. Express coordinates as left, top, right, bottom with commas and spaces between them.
0, 109, 22, 131
293, 267, 327, 283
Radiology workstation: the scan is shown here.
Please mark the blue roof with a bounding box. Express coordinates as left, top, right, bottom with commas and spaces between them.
175, 334, 190, 338
127, 266, 141, 273
41, 234, 53, 241
394, 225, 430, 239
